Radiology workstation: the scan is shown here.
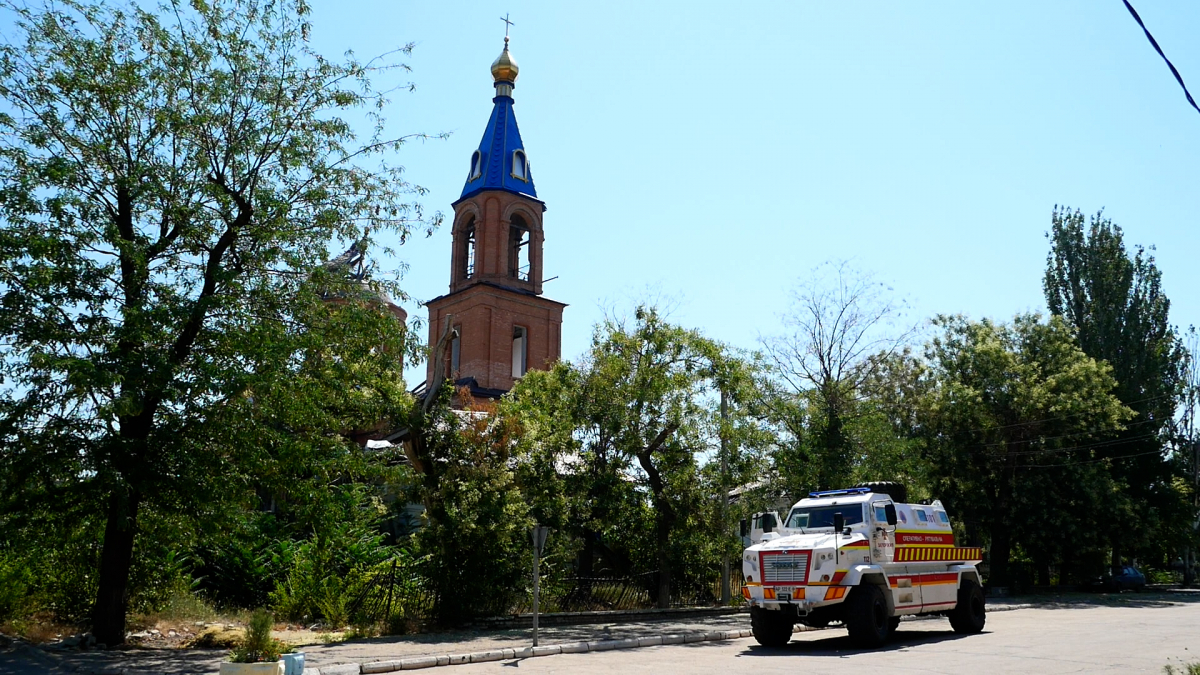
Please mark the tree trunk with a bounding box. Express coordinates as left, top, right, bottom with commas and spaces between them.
989, 521, 1012, 589
92, 486, 141, 646
655, 513, 671, 609
580, 528, 595, 577
1036, 558, 1050, 587
633, 426, 678, 610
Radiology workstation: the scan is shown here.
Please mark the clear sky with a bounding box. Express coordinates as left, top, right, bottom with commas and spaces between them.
304, 1, 1200, 385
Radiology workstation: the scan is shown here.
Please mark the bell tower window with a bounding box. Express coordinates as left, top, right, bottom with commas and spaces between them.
468, 151, 483, 181
508, 214, 530, 281
450, 326, 461, 374
512, 325, 527, 378
457, 218, 477, 281
511, 150, 528, 181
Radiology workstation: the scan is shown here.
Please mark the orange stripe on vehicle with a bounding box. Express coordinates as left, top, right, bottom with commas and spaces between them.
823, 586, 848, 601
920, 573, 959, 584
830, 571, 847, 585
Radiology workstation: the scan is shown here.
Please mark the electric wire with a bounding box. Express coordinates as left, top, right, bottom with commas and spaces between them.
1122, 0, 1200, 116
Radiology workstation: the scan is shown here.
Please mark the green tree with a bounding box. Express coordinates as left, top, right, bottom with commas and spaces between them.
510, 306, 760, 608
919, 315, 1132, 586
0, 0, 432, 643
1044, 207, 1187, 567
762, 261, 916, 493
408, 389, 531, 625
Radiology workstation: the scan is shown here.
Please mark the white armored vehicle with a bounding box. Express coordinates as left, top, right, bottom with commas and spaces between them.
741, 484, 985, 647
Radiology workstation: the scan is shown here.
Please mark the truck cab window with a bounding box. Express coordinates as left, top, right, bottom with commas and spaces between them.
787, 505, 865, 529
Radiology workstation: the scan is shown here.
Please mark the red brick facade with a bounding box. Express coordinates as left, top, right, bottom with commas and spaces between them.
425, 190, 565, 395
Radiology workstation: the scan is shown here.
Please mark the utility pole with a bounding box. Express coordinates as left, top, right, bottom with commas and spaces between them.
720, 388, 731, 606
1189, 439, 1199, 586
531, 524, 550, 646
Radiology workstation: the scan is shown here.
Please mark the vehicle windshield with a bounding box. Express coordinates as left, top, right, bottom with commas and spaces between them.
786, 504, 864, 529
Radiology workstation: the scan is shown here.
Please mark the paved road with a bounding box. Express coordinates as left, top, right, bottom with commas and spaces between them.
448, 601, 1200, 674
4, 594, 1199, 674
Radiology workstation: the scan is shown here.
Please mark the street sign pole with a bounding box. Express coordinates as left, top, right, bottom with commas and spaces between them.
531, 524, 550, 647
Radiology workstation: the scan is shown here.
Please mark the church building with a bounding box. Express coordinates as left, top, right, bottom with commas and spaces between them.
424, 36, 565, 398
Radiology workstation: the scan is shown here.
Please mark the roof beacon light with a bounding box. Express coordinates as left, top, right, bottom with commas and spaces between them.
807, 487, 872, 498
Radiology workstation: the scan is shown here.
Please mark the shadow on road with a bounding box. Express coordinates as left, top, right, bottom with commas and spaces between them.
1003, 589, 1200, 611
738, 628, 979, 657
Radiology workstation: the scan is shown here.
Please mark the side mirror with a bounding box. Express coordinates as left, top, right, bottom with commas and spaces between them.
762, 513, 776, 533
833, 512, 845, 533
884, 504, 897, 526
740, 519, 748, 537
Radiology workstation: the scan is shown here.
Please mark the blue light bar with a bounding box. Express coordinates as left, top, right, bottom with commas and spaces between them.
807, 487, 872, 498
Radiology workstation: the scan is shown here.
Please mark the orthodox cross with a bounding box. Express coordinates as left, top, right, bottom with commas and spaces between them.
500, 13, 515, 39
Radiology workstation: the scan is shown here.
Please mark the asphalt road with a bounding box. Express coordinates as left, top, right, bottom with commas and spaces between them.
449, 599, 1200, 674
4, 594, 1199, 674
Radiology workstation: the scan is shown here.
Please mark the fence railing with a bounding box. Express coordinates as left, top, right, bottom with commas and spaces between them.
346, 560, 741, 626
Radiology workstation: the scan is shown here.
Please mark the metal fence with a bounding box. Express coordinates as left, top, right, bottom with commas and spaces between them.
347, 560, 739, 626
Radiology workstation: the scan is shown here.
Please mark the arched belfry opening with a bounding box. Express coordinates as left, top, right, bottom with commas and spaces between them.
455, 216, 477, 282
508, 214, 530, 281
425, 35, 565, 399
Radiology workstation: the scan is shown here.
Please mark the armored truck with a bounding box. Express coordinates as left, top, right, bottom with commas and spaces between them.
742, 485, 985, 647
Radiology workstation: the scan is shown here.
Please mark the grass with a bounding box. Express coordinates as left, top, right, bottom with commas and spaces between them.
0, 612, 78, 644
131, 588, 219, 627
1164, 663, 1200, 675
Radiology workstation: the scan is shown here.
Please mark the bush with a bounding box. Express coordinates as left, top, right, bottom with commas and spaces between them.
411, 392, 531, 625
230, 609, 289, 663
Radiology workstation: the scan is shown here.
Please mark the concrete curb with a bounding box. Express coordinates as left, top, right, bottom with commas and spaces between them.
304, 624, 812, 674
473, 605, 747, 629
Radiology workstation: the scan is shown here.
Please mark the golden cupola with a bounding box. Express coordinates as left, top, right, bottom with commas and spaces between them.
491, 37, 519, 84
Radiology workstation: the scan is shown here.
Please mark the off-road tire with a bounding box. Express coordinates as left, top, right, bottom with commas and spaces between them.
856, 481, 908, 504
750, 606, 794, 647
947, 579, 986, 633
844, 584, 891, 648
888, 616, 900, 636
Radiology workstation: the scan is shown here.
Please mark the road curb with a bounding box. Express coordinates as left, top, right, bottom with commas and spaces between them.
303, 624, 815, 674
472, 605, 747, 629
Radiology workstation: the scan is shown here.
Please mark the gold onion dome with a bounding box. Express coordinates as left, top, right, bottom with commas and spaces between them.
491, 37, 519, 83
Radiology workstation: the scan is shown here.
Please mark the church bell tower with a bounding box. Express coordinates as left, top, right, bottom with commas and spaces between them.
425, 35, 565, 397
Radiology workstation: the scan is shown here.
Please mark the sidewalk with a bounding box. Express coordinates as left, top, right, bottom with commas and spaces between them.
0, 611, 761, 675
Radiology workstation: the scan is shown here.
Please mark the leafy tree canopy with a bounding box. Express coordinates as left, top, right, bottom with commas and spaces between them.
919, 314, 1132, 585
0, 0, 434, 643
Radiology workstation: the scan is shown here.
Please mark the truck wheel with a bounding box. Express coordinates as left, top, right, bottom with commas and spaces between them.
844, 584, 890, 648
888, 616, 900, 636
948, 579, 986, 633
856, 481, 908, 504
750, 606, 794, 647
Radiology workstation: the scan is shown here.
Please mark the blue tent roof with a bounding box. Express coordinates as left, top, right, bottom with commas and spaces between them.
458, 91, 537, 201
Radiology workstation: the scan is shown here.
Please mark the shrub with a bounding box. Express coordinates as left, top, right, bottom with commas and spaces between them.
229, 609, 289, 663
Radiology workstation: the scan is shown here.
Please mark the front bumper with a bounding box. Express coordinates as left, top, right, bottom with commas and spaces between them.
744, 584, 848, 610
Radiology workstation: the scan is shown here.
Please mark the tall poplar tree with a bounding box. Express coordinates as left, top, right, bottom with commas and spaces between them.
0, 0, 432, 644
1044, 208, 1186, 565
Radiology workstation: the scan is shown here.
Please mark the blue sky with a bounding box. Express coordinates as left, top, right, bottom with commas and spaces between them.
306, 1, 1200, 385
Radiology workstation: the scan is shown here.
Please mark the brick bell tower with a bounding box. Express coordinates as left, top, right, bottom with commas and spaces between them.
425, 35, 565, 398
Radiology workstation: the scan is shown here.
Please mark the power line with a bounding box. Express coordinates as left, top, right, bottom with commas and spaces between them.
1122, 0, 1200, 116
945, 413, 1161, 449
1014, 446, 1167, 469
939, 392, 1175, 437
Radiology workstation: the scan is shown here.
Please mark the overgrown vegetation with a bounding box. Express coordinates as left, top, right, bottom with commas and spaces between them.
0, 0, 1196, 645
